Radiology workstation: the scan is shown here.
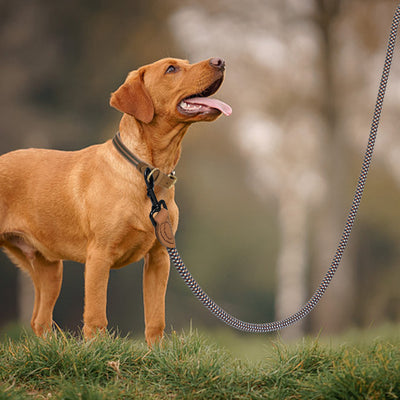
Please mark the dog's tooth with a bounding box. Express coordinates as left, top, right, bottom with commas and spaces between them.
179, 100, 202, 111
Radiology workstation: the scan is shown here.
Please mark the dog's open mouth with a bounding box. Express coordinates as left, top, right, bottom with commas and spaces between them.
178, 78, 232, 117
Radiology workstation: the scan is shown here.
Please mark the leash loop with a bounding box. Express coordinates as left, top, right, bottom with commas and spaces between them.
144, 167, 176, 247
147, 3, 400, 332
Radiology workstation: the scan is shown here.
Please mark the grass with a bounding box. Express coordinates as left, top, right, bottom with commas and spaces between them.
0, 327, 399, 399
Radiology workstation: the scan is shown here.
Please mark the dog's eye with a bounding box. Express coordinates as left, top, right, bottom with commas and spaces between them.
165, 65, 178, 74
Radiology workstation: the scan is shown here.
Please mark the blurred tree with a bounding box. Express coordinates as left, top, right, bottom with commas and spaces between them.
310, 0, 400, 332
309, 0, 355, 333
331, 0, 400, 327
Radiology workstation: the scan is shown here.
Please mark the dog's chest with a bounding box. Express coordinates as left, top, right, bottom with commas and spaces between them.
109, 228, 156, 269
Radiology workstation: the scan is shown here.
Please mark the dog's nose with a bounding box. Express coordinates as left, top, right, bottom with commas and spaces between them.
209, 57, 225, 71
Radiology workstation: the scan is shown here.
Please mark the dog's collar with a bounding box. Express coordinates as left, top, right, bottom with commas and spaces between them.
112, 132, 177, 190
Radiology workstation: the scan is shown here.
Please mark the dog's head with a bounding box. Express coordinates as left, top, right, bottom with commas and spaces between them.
110, 58, 232, 124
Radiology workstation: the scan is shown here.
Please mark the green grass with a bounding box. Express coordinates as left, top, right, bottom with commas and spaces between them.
0, 327, 399, 399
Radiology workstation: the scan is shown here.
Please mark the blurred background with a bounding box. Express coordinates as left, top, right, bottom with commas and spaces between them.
0, 0, 399, 343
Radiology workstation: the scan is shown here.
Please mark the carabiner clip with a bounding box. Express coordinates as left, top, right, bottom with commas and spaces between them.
144, 168, 168, 228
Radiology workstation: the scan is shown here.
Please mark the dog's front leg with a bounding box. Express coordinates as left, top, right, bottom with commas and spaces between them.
83, 251, 111, 338
143, 244, 170, 346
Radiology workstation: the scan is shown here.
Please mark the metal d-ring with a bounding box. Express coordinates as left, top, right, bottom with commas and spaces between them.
145, 167, 160, 184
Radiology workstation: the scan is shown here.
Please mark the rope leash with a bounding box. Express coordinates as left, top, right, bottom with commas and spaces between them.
143, 4, 400, 333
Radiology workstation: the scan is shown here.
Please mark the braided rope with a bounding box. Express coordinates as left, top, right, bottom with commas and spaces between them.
166, 4, 400, 333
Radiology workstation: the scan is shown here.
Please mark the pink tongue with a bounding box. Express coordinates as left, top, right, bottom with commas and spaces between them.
185, 97, 232, 116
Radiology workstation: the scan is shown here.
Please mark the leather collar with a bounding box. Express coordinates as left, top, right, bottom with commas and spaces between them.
112, 132, 177, 189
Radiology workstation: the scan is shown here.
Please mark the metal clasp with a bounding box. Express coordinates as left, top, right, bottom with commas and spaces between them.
144, 168, 168, 228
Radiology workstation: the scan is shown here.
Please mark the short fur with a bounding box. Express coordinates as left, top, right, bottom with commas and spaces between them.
0, 58, 226, 345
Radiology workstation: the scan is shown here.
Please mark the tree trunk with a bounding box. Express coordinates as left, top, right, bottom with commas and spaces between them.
310, 0, 355, 333
275, 194, 308, 339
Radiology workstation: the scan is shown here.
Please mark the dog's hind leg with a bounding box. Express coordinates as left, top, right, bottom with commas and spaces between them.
2, 245, 40, 332
30, 255, 63, 336
2, 239, 63, 336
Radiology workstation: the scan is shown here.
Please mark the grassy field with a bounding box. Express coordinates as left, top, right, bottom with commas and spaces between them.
0, 326, 399, 399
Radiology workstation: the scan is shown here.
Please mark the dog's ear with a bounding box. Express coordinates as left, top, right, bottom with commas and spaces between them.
110, 70, 154, 124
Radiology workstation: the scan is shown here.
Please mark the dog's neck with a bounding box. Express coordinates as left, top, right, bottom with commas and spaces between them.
118, 114, 190, 174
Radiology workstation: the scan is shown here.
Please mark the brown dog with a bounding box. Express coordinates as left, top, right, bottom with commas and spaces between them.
0, 57, 231, 345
